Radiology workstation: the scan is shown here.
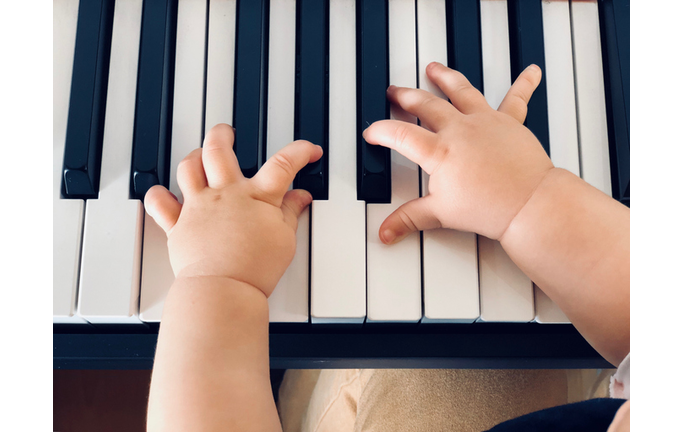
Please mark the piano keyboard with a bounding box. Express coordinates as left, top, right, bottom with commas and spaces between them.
53, 0, 629, 327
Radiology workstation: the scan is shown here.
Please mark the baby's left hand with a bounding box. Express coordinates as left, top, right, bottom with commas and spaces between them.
144, 123, 323, 297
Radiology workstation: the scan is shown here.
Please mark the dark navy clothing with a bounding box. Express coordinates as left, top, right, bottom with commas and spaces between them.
486, 398, 627, 432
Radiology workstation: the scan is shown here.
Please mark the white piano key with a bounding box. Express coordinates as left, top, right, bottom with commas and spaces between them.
78, 0, 144, 324
53, 0, 86, 323
417, 0, 448, 101
478, 0, 534, 323
366, 0, 421, 323
53, 203, 85, 324
138, 214, 174, 321
478, 238, 534, 322
79, 205, 143, 324
139, 0, 208, 322
533, 0, 576, 324
479, 0, 511, 110
422, 228, 480, 323
542, 0, 580, 176
265, 0, 309, 323
418, 0, 480, 323
570, 0, 611, 196
204, 0, 237, 130
534, 284, 570, 323
310, 0, 366, 324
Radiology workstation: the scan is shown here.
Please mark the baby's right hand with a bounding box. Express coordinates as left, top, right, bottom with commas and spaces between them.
364, 62, 554, 244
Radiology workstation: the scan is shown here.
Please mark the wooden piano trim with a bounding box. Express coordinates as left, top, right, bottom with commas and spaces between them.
53, 322, 611, 370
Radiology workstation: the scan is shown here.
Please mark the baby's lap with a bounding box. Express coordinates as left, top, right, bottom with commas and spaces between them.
279, 368, 576, 432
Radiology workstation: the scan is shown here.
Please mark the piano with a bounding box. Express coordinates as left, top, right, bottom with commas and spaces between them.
53, 0, 629, 369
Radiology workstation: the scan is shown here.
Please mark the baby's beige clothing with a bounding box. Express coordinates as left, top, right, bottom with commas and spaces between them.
277, 368, 613, 432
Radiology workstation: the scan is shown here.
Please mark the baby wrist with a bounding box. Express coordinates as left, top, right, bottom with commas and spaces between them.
498, 167, 571, 244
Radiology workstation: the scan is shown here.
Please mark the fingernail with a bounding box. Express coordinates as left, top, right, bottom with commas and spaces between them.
527, 64, 541, 76
387, 85, 396, 93
382, 229, 396, 244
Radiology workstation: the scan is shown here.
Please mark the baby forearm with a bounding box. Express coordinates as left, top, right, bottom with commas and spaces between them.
147, 276, 281, 432
500, 168, 630, 366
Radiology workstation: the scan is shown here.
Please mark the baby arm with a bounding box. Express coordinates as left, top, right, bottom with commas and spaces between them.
364, 62, 629, 367
143, 124, 322, 432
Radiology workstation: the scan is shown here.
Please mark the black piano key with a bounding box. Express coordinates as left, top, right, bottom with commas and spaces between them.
614, 0, 629, 131
598, 0, 629, 206
357, 0, 390, 204
507, 0, 550, 155
446, 0, 483, 93
233, 0, 269, 179
130, 0, 178, 200
293, 0, 329, 200
61, 0, 115, 199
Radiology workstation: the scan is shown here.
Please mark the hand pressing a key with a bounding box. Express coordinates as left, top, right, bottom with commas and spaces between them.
144, 124, 323, 432
365, 61, 551, 244
144, 123, 322, 297
367, 62, 629, 369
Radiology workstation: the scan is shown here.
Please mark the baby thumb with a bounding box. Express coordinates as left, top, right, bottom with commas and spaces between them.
380, 196, 441, 244
144, 185, 182, 236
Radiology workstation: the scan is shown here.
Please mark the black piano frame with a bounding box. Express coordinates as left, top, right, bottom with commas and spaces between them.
54, 322, 611, 370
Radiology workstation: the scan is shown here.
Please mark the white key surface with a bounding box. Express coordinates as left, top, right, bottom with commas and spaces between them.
310, 0, 366, 323
478, 238, 534, 322
418, 0, 480, 323
139, 0, 208, 322
53, 0, 85, 323
478, 0, 534, 323
570, 0, 611, 196
204, 0, 237, 130
480, 0, 512, 109
366, 0, 421, 323
266, 0, 309, 323
78, 0, 144, 324
138, 212, 174, 321
534, 284, 570, 323
533, 0, 576, 323
542, 0, 580, 176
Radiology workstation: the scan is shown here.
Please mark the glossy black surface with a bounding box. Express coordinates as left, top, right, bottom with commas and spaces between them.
598, 0, 630, 206
54, 322, 611, 369
357, 0, 391, 203
446, 0, 483, 93
130, 0, 178, 200
233, 0, 270, 178
62, 0, 115, 199
507, 0, 550, 155
293, 0, 329, 199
